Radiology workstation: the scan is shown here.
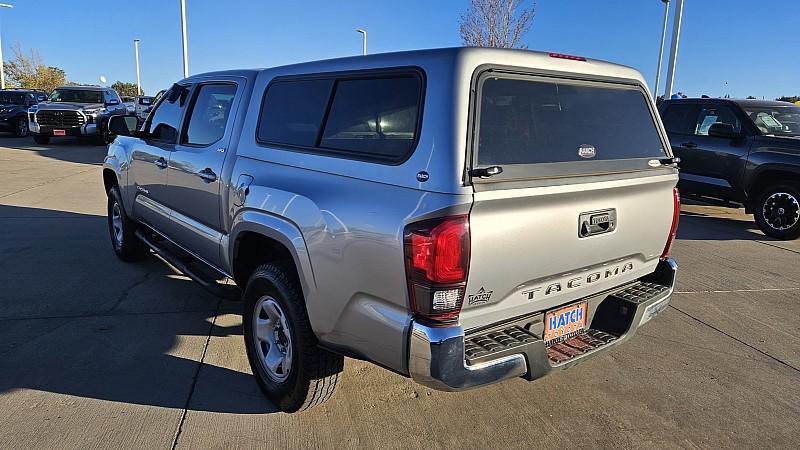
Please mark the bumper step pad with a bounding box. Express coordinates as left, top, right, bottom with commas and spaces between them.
611, 282, 669, 304
464, 326, 538, 364
546, 329, 617, 364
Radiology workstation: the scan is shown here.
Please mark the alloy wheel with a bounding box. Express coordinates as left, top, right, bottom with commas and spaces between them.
18, 118, 28, 137
762, 192, 800, 231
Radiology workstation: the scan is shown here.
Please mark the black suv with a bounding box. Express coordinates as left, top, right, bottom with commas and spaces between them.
0, 89, 46, 137
659, 98, 800, 239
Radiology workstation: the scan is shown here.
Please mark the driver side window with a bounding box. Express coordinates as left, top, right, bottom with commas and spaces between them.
145, 85, 189, 143
694, 106, 741, 136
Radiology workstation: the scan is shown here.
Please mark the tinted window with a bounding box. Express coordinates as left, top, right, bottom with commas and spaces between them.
694, 105, 741, 135
744, 105, 800, 136
0, 92, 26, 104
319, 77, 421, 160
477, 77, 665, 166
257, 79, 333, 147
48, 89, 103, 104
183, 83, 236, 146
661, 104, 700, 134
145, 85, 189, 143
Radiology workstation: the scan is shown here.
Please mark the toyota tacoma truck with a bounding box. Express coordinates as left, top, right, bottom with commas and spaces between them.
103, 48, 680, 412
30, 86, 127, 145
659, 98, 800, 239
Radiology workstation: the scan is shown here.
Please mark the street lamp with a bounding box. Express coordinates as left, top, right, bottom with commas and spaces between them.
356, 29, 367, 56
133, 39, 141, 96
664, 0, 685, 99
180, 0, 189, 78
653, 0, 670, 100
0, 3, 13, 90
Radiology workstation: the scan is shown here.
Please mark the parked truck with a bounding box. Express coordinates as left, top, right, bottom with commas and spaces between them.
659, 98, 800, 239
103, 48, 680, 412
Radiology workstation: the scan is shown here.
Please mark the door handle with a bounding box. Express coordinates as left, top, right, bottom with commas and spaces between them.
154, 157, 167, 169
680, 142, 698, 148
198, 168, 217, 183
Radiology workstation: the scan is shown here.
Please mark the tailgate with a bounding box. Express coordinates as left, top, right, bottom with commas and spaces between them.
460, 174, 676, 329
460, 70, 677, 330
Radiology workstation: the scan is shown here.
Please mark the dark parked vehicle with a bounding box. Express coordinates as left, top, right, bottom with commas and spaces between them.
29, 86, 128, 145
0, 89, 44, 136
659, 98, 800, 239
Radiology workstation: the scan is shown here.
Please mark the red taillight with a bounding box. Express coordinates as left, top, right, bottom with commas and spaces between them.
661, 188, 680, 259
404, 215, 470, 324
548, 52, 587, 61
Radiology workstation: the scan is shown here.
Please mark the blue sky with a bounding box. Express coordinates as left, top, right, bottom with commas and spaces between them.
4, 0, 798, 99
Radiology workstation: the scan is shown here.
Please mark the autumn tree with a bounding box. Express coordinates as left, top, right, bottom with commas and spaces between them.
111, 80, 142, 97
4, 43, 66, 92
459, 0, 536, 48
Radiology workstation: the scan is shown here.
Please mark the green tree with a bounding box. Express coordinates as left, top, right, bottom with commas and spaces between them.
4, 43, 67, 92
111, 80, 142, 97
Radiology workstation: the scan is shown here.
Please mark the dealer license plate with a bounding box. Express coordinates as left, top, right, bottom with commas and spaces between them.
544, 302, 588, 345
53, 129, 66, 136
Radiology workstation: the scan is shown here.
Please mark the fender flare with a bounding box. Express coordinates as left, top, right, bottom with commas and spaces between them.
227, 210, 316, 299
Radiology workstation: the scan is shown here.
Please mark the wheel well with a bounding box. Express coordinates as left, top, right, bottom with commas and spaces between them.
746, 170, 800, 212
232, 232, 296, 287
748, 170, 799, 199
103, 169, 118, 195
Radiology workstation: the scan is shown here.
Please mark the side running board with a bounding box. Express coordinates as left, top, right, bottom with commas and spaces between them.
135, 229, 241, 301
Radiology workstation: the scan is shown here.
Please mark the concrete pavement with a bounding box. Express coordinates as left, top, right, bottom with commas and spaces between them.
0, 136, 798, 448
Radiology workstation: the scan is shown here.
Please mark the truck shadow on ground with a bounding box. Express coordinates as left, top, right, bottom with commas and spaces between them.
1, 134, 106, 166
676, 210, 772, 241
0, 204, 278, 414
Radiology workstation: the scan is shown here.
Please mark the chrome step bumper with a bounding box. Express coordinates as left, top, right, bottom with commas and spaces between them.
408, 258, 677, 391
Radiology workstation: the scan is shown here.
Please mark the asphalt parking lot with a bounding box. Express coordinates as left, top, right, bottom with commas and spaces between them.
1, 136, 798, 449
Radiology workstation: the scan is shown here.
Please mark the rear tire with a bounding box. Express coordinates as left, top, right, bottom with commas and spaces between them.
107, 186, 150, 261
753, 183, 800, 240
243, 262, 343, 412
33, 134, 49, 145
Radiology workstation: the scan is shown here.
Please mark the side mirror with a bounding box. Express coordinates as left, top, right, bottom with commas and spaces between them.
708, 122, 743, 139
106, 98, 120, 106
109, 115, 139, 137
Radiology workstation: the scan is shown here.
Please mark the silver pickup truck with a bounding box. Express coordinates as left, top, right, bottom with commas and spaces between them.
103, 47, 679, 412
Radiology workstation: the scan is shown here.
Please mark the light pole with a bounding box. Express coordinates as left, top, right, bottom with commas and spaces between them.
133, 39, 141, 96
664, 0, 684, 99
0, 3, 13, 90
180, 0, 189, 78
654, 0, 670, 100
356, 29, 367, 56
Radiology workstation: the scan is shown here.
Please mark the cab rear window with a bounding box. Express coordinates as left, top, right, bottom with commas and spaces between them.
257, 70, 423, 164
475, 75, 666, 174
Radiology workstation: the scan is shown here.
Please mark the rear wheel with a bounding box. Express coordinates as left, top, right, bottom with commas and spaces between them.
107, 186, 150, 261
754, 183, 800, 240
15, 116, 28, 137
243, 262, 343, 412
33, 134, 49, 145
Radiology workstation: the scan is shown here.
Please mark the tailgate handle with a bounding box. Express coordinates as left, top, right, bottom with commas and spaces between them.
579, 209, 617, 238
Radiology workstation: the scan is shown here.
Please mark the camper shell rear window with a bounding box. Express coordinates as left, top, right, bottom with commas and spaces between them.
472, 72, 667, 181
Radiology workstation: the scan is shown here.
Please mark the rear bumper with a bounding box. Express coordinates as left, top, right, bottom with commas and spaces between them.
408, 258, 677, 391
